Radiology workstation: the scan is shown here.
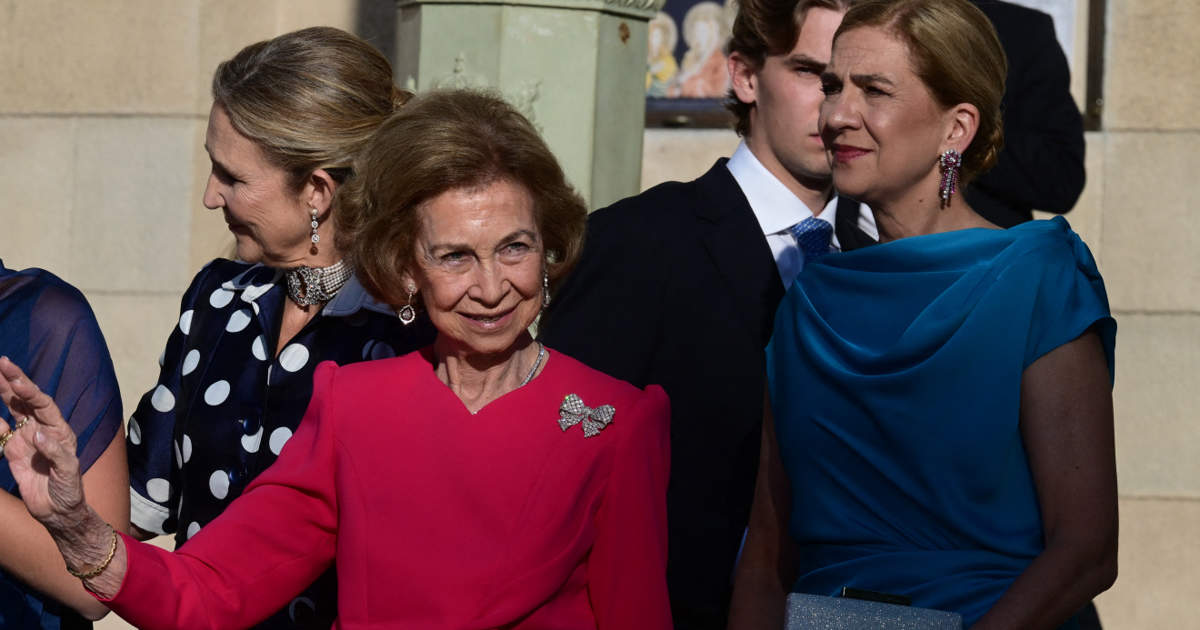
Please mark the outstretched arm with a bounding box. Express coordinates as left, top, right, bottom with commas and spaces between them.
973, 330, 1117, 629
1, 357, 342, 630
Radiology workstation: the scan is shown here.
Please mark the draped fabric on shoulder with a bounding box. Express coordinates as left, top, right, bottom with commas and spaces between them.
0, 260, 123, 630
767, 218, 1114, 627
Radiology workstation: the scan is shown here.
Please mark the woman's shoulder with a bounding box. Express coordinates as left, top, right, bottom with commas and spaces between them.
1001, 217, 1103, 280
543, 348, 670, 420
317, 348, 433, 390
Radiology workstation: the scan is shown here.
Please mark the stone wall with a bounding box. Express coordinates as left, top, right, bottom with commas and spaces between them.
0, 1, 1194, 628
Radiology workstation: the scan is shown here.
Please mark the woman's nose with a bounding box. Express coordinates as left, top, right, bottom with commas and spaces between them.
469, 262, 506, 306
202, 173, 222, 210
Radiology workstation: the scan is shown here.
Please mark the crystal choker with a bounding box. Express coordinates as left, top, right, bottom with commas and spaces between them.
285, 260, 352, 306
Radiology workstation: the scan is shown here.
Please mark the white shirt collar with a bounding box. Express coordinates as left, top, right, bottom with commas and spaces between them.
725, 141, 836, 235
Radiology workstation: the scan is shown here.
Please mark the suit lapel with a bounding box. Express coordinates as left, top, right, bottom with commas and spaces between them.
693, 161, 785, 346
835, 195, 878, 251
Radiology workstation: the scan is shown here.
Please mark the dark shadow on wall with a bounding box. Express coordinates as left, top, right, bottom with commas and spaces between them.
355, 0, 398, 68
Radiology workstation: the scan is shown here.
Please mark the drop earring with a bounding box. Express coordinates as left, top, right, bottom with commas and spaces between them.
938, 149, 962, 207
542, 269, 551, 308
398, 285, 417, 326
309, 207, 320, 254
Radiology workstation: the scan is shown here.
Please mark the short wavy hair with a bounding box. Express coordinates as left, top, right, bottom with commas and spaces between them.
835, 0, 1007, 182
334, 90, 588, 308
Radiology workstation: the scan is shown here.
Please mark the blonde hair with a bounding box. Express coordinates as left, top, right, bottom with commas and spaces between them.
211, 26, 409, 190
836, 0, 1006, 181
335, 90, 587, 308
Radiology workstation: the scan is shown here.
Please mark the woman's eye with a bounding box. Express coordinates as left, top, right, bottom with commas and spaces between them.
441, 252, 468, 264
501, 242, 531, 256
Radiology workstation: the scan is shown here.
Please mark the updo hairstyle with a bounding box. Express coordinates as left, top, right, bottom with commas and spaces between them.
335, 90, 588, 308
211, 26, 409, 190
836, 0, 1007, 182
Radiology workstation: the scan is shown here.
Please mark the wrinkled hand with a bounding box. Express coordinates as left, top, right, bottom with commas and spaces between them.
0, 356, 88, 531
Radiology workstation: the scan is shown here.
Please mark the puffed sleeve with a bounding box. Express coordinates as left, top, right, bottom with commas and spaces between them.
588, 385, 672, 630
21, 276, 122, 471
100, 361, 342, 630
126, 262, 219, 535
1023, 218, 1116, 381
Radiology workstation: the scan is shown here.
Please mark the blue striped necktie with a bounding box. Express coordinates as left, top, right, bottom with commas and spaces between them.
790, 216, 834, 261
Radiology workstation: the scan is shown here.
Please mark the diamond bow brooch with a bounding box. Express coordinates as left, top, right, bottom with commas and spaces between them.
558, 394, 615, 438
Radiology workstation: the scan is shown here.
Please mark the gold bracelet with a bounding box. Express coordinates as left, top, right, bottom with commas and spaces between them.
67, 525, 119, 580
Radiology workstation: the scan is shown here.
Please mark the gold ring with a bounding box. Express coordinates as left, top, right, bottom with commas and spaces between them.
0, 430, 12, 456
13, 416, 29, 431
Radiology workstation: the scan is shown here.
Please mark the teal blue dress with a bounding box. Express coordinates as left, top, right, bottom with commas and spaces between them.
767, 217, 1115, 627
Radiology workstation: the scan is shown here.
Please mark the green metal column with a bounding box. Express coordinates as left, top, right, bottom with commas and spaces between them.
394, 0, 663, 210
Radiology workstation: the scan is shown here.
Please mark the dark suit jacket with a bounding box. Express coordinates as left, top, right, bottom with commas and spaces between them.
967, 0, 1086, 227
540, 160, 870, 629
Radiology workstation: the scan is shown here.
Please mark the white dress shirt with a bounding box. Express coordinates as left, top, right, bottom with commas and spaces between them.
725, 142, 840, 288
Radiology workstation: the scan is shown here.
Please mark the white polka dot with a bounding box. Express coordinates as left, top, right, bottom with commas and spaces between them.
209, 470, 230, 500
150, 385, 175, 413
269, 427, 293, 455
226, 309, 252, 333
146, 478, 171, 503
203, 380, 231, 406
362, 340, 396, 361
252, 302, 261, 315
128, 417, 142, 445
179, 310, 194, 335
278, 344, 310, 373
174, 440, 183, 468
181, 349, 200, 375
181, 434, 192, 463
157, 348, 166, 367
186, 521, 201, 539
242, 426, 263, 453
242, 284, 273, 303
209, 287, 235, 309
251, 335, 268, 361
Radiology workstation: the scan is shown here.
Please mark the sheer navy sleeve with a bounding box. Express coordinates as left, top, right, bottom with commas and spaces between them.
0, 262, 123, 474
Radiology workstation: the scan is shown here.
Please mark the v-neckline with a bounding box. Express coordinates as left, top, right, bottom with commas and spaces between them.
419, 347, 553, 417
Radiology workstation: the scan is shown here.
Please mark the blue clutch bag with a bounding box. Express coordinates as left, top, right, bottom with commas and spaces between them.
785, 593, 963, 629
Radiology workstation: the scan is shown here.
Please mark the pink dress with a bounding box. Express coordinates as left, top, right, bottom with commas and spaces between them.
101, 348, 672, 629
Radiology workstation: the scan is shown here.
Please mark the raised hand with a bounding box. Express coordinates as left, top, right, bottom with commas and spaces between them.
0, 356, 87, 529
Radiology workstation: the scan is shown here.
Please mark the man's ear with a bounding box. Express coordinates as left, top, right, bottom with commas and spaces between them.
728, 51, 760, 106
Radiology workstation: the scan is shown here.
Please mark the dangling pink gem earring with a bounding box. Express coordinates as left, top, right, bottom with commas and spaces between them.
938, 149, 962, 207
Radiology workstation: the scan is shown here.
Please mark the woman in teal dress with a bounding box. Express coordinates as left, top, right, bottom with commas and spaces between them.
729, 1, 1118, 629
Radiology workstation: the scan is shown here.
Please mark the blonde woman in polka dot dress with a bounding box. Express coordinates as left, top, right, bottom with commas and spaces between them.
121, 27, 433, 629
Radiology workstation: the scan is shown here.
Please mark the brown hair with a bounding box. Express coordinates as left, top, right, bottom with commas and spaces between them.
211, 26, 408, 190
335, 90, 588, 308
726, 0, 858, 136
836, 0, 1007, 181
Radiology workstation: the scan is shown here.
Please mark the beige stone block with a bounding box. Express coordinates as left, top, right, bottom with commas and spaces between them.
69, 117, 196, 293
1101, 132, 1200, 312
1111, 314, 1200, 498
1105, 0, 1200, 130
641, 128, 740, 192
86, 292, 184, 421
276, 0, 358, 33
1035, 131, 1105, 264
1094, 497, 1200, 628
0, 117, 75, 275
0, 1, 200, 114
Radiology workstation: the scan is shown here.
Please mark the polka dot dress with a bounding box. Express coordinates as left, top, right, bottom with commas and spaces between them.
126, 259, 434, 629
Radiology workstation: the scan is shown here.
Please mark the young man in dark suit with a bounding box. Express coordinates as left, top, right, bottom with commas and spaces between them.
539, 1, 869, 627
